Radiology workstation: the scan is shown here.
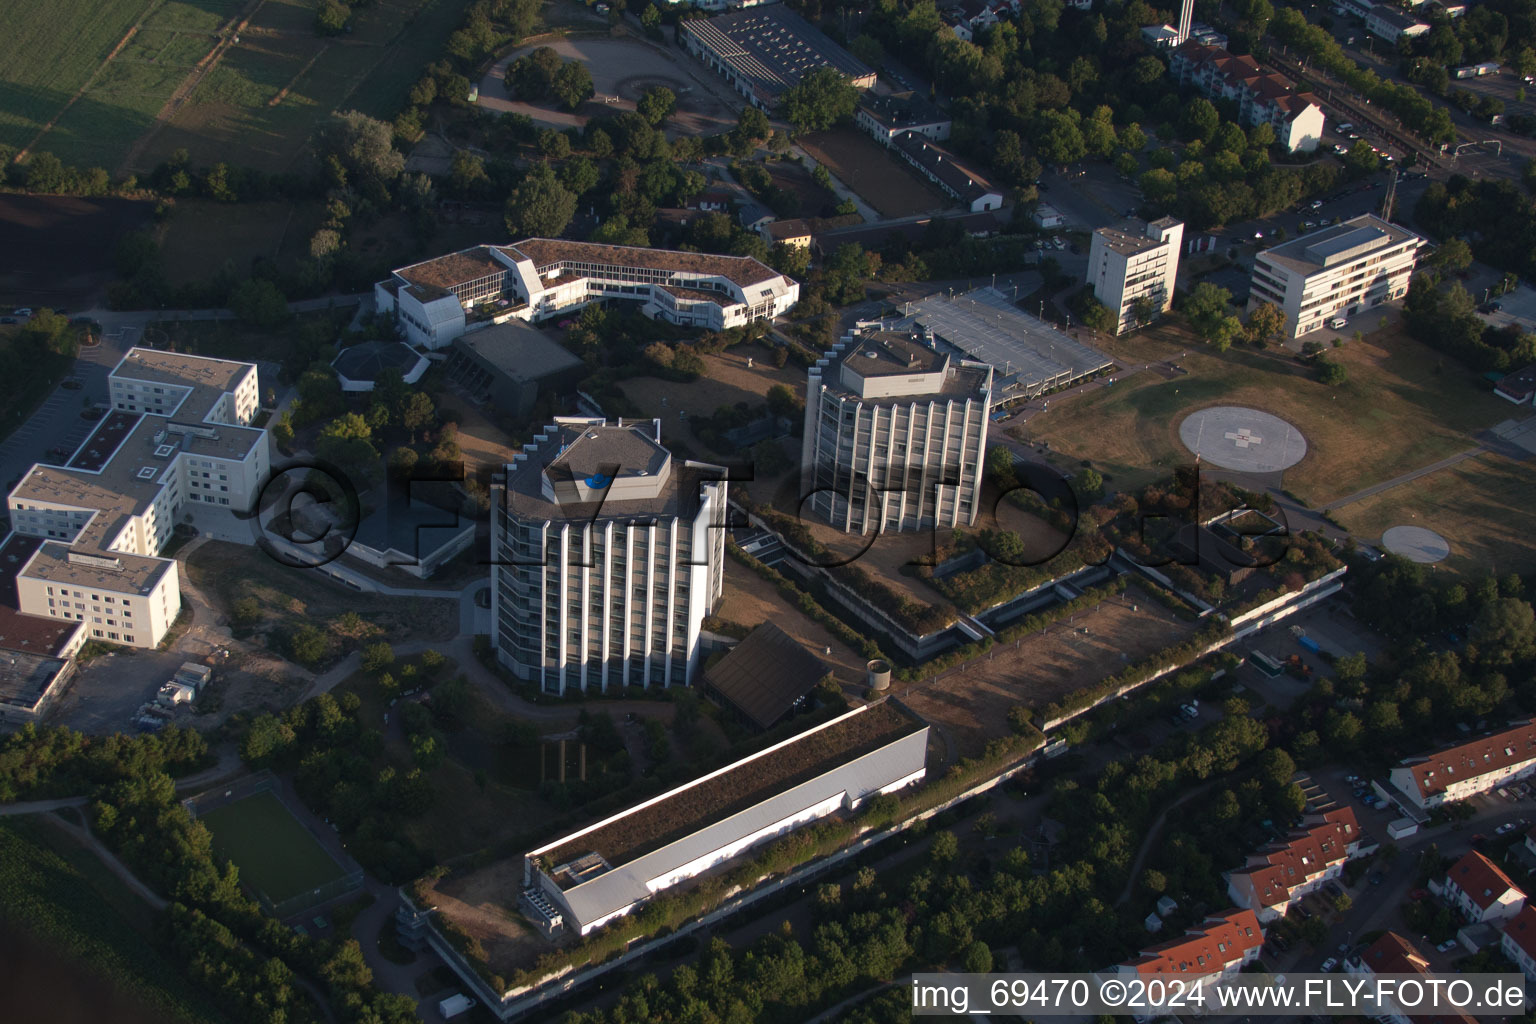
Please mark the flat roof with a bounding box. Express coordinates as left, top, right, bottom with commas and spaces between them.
113, 348, 254, 395
501, 238, 785, 289
68, 411, 140, 472
704, 623, 829, 730
0, 644, 71, 711
23, 540, 172, 594
0, 534, 82, 657
680, 5, 874, 102
857, 91, 950, 130
505, 421, 706, 522
842, 332, 948, 378
352, 492, 473, 562
1094, 225, 1166, 257
893, 287, 1112, 397
1258, 213, 1420, 277
395, 246, 505, 292
451, 321, 584, 383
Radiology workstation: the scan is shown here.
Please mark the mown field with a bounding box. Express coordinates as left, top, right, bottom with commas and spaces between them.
1022, 320, 1510, 506
136, 0, 476, 174
0, 0, 240, 170
0, 816, 229, 1024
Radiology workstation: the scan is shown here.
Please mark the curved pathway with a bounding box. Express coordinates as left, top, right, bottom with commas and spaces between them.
1115, 778, 1219, 906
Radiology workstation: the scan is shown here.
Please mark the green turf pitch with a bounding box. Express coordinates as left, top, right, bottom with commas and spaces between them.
198, 791, 344, 906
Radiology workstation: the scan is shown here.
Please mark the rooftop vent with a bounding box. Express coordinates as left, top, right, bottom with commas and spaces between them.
153, 444, 177, 458
136, 467, 156, 480
67, 551, 123, 571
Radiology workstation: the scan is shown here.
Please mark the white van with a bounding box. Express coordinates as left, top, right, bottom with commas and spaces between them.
1328, 316, 1348, 329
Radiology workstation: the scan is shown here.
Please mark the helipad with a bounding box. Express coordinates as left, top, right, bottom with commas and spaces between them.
1382, 525, 1450, 564
1178, 407, 1308, 473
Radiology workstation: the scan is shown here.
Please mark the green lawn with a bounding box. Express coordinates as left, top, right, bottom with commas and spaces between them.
0, 0, 242, 169
0, 817, 229, 1024
1023, 320, 1511, 506
199, 791, 345, 905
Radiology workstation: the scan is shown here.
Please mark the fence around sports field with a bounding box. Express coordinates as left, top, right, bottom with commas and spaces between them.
184, 770, 365, 919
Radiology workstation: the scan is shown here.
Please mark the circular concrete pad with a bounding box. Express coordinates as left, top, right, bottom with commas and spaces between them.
1382, 525, 1450, 563
1178, 406, 1308, 473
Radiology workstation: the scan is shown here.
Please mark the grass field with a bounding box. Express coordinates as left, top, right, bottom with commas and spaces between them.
0, 817, 228, 1024
0, 0, 243, 170
1, 0, 476, 174
199, 790, 345, 905
1335, 452, 1536, 577
1021, 321, 1511, 506
137, 0, 476, 173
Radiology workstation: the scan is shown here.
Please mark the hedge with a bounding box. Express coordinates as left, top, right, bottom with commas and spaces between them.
1039, 619, 1234, 723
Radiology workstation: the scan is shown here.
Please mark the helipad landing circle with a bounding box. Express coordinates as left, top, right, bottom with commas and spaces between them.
1178, 407, 1307, 473
1382, 525, 1450, 563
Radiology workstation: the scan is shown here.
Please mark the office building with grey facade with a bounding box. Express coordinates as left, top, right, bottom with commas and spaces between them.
489, 418, 727, 695
801, 326, 993, 534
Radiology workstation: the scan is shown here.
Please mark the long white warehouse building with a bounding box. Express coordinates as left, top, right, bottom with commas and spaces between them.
522, 701, 928, 935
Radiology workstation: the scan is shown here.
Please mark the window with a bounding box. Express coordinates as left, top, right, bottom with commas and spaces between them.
124, 635, 133, 644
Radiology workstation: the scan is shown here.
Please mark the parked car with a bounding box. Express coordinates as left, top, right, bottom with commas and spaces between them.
1295, 904, 1314, 920
1496, 821, 1519, 835
1345, 774, 1362, 783
1311, 199, 1324, 209
1437, 939, 1459, 953
1472, 833, 1488, 845
12, 308, 32, 318
1320, 957, 1339, 972
61, 378, 83, 390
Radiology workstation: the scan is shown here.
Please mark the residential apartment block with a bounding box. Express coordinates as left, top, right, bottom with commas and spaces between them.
6, 349, 268, 649
489, 419, 727, 695
1087, 217, 1184, 334
1346, 932, 1477, 1024
1115, 908, 1263, 1017
1389, 720, 1536, 810
1248, 213, 1423, 340
1443, 850, 1526, 924
1168, 43, 1326, 153
1502, 904, 1536, 981
1226, 807, 1362, 922
801, 325, 992, 534
375, 240, 801, 350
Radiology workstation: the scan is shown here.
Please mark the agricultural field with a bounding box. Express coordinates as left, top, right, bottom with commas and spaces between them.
135, 0, 476, 174
198, 791, 346, 905
0, 816, 229, 1024
0, 0, 240, 170
1021, 321, 1511, 506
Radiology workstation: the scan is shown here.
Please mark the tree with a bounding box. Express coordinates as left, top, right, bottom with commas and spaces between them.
318, 110, 404, 184
552, 61, 594, 111
1343, 140, 1382, 178
400, 392, 435, 443
560, 156, 599, 197
1182, 282, 1239, 349
288, 625, 330, 667
1073, 466, 1104, 500
781, 68, 859, 133
737, 106, 771, 143
505, 163, 576, 238
361, 642, 395, 675
1429, 237, 1473, 275
1315, 357, 1347, 385
1179, 98, 1220, 142
316, 0, 349, 34
1246, 301, 1285, 346
1131, 295, 1158, 329
637, 86, 677, 126
228, 279, 289, 329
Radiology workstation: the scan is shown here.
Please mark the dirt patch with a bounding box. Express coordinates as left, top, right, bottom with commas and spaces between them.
898, 586, 1193, 757
799, 129, 947, 219
619, 343, 804, 450
764, 160, 836, 219
423, 859, 552, 978
715, 562, 868, 684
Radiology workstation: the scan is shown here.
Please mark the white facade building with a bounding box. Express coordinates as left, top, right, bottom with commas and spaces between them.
6, 349, 268, 649
375, 240, 801, 350
1502, 904, 1536, 981
1168, 43, 1327, 153
801, 326, 992, 534
1443, 850, 1526, 924
490, 419, 727, 695
1226, 808, 1362, 922
1389, 721, 1536, 810
523, 701, 928, 935
1366, 6, 1429, 42
1248, 213, 1423, 340
1087, 217, 1185, 334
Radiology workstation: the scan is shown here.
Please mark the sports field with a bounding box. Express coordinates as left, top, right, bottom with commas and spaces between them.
199, 790, 345, 906
1021, 321, 1510, 506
